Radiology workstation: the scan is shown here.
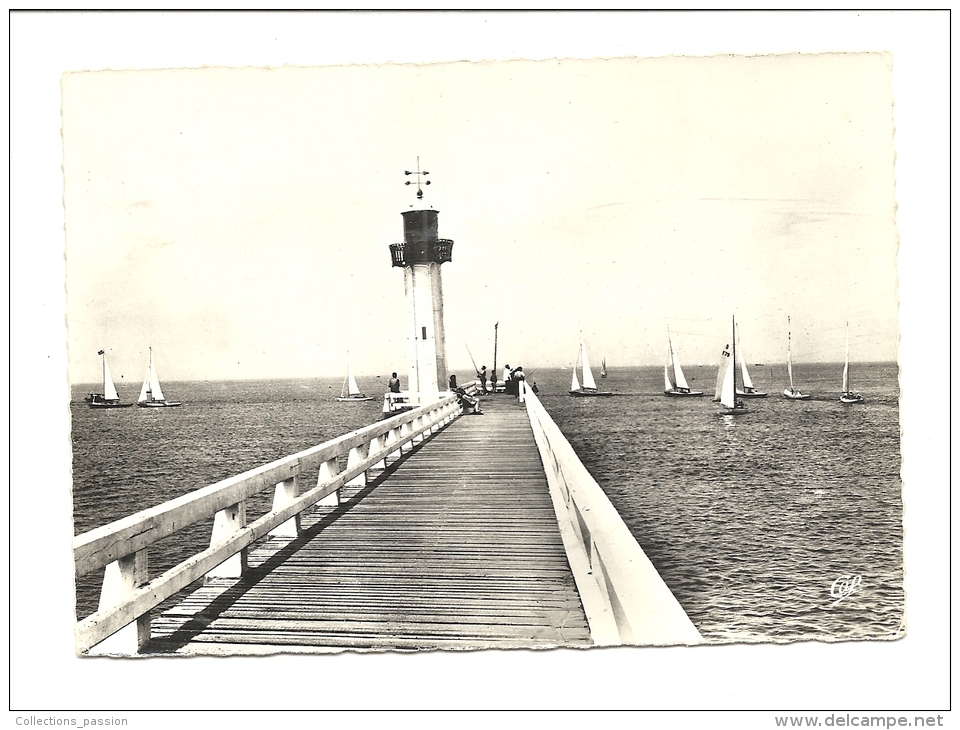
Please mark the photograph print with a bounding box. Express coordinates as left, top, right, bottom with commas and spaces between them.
65, 50, 903, 658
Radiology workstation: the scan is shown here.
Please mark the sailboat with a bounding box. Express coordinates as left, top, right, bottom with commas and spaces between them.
337, 359, 374, 402
840, 323, 864, 404
735, 323, 767, 397
719, 317, 748, 414
137, 347, 182, 407
87, 350, 133, 408
783, 317, 811, 400
569, 335, 613, 397
664, 328, 704, 397
600, 359, 607, 378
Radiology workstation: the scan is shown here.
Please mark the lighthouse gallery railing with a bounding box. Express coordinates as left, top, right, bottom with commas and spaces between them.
73, 394, 462, 655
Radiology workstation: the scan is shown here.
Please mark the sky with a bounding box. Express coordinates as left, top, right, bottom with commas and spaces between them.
61, 44, 900, 384
10, 10, 949, 715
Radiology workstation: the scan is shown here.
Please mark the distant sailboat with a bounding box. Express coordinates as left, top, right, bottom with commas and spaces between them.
664, 328, 703, 397
600, 359, 607, 378
569, 335, 613, 397
87, 350, 133, 408
735, 324, 767, 397
840, 323, 864, 404
783, 317, 811, 400
338, 358, 374, 402
137, 347, 182, 407
720, 317, 748, 414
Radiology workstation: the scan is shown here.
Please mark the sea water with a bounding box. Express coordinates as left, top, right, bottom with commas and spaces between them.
71, 362, 903, 644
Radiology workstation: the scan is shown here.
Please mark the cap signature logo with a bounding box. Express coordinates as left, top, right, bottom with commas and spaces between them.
830, 574, 862, 607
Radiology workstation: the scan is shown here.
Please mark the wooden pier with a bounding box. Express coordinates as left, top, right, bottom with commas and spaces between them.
75, 386, 702, 656
146, 397, 591, 654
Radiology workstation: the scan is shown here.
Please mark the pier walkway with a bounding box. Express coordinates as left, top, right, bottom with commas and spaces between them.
76, 387, 702, 656
144, 397, 592, 654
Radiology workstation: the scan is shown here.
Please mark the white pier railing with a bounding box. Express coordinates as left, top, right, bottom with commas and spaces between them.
520, 382, 704, 646
73, 394, 462, 655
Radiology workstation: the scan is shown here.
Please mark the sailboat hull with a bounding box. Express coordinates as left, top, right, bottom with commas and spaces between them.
88, 401, 134, 409
721, 406, 749, 415
736, 389, 768, 398
664, 389, 704, 397
337, 395, 375, 402
840, 393, 864, 404
569, 389, 614, 397
137, 400, 182, 408
783, 390, 811, 400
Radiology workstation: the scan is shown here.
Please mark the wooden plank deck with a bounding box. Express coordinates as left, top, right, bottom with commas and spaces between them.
145, 396, 593, 654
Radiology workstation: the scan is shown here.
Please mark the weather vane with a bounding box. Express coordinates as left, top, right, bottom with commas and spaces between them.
404, 156, 431, 200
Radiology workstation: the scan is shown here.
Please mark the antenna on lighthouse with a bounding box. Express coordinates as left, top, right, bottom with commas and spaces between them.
404, 156, 431, 200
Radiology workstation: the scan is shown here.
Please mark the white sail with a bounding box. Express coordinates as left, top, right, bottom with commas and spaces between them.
580, 337, 598, 390
571, 367, 581, 392
347, 362, 361, 396
149, 349, 165, 401
103, 356, 119, 401
720, 352, 737, 409
664, 361, 674, 392
786, 317, 797, 392
735, 325, 756, 390
139, 348, 167, 402
714, 345, 730, 401
668, 332, 690, 390
138, 369, 150, 402
842, 328, 851, 394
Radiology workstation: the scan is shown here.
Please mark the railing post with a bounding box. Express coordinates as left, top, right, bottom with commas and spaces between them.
89, 550, 150, 654
367, 433, 386, 470
206, 501, 248, 580
399, 421, 413, 452
384, 426, 400, 462
345, 443, 368, 487
269, 476, 301, 538
411, 415, 425, 443
318, 458, 341, 506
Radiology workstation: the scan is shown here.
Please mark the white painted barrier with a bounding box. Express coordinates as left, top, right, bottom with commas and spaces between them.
73, 394, 462, 655
520, 381, 703, 646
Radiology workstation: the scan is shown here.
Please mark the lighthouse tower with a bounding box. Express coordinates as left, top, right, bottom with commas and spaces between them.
389, 163, 454, 402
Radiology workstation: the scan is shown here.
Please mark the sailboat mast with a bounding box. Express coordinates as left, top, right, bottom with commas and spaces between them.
787, 317, 794, 390
666, 328, 674, 390
843, 322, 851, 393
492, 322, 498, 390
732, 317, 738, 396
579, 334, 584, 380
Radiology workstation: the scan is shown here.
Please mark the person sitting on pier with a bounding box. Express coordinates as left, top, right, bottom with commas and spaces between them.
388, 372, 401, 393
455, 387, 483, 415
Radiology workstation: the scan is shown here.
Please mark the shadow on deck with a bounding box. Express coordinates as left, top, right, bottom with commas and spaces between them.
145, 396, 592, 654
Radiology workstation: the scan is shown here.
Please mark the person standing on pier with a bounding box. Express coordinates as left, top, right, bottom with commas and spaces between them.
503, 364, 512, 395
512, 366, 526, 398
479, 365, 488, 394
388, 372, 401, 393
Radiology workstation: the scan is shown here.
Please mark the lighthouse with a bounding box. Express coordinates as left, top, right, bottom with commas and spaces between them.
389, 163, 454, 403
